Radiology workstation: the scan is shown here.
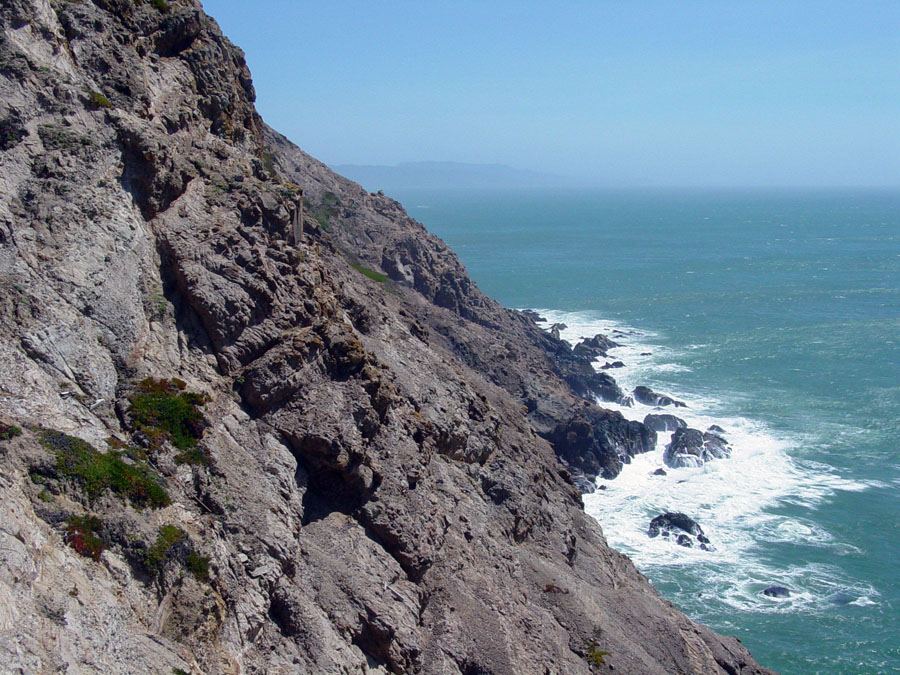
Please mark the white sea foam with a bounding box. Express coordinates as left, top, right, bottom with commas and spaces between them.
529, 308, 873, 614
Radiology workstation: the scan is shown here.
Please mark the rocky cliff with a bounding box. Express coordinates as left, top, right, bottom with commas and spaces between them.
0, 1, 775, 673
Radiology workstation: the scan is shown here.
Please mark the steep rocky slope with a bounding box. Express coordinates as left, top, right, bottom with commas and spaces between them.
0, 1, 775, 673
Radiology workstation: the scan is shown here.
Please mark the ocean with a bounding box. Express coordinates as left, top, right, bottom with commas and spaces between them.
390, 187, 900, 674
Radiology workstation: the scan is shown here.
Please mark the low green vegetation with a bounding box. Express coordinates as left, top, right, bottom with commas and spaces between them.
65, 515, 105, 561
39, 428, 169, 508
145, 524, 186, 575
145, 524, 211, 582
261, 152, 278, 178
127, 378, 209, 462
350, 262, 388, 283
584, 639, 610, 667
0, 423, 22, 441
87, 91, 112, 109
0, 115, 27, 151
38, 124, 91, 151
304, 191, 343, 232
138, 0, 170, 12
186, 550, 210, 582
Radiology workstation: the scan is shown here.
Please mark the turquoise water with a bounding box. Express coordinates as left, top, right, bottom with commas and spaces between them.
393, 187, 900, 674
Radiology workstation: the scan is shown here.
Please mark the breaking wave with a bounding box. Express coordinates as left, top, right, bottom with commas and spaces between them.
531, 309, 875, 615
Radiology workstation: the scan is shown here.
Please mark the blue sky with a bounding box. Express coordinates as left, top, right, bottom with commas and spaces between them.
203, 1, 899, 187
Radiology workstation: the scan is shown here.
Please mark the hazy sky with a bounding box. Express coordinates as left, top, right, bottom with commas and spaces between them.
203, 1, 899, 187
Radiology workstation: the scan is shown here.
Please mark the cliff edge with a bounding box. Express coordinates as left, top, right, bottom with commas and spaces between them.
0, 1, 774, 673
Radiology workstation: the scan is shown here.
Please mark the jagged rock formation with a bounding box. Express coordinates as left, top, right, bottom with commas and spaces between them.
0, 1, 775, 673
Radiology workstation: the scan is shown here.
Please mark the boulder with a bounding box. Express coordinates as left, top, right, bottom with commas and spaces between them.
663, 428, 731, 468
708, 424, 726, 434
633, 386, 686, 408
643, 413, 687, 433
651, 468, 667, 476
600, 360, 625, 369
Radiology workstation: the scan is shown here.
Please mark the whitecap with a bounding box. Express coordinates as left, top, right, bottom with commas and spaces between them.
526, 308, 874, 619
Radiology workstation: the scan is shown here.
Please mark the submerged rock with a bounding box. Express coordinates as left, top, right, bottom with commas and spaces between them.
663, 428, 731, 468
763, 586, 791, 598
651, 468, 667, 476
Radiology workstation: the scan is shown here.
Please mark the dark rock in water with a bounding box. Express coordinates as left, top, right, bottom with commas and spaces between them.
601, 360, 625, 369
675, 534, 693, 548
521, 309, 546, 323
618, 395, 634, 407
663, 427, 731, 468
649, 512, 715, 551
652, 468, 667, 476
549, 407, 657, 480
643, 413, 687, 433
596, 484, 608, 491
763, 586, 791, 598
649, 512, 703, 538
582, 333, 620, 353
641, 352, 653, 356
573, 333, 619, 360
633, 386, 686, 408
707, 424, 726, 434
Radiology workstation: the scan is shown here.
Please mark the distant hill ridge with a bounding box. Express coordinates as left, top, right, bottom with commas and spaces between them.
332, 160, 587, 190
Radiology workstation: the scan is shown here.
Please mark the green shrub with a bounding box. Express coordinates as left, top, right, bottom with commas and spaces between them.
39, 428, 169, 508
65, 515, 105, 561
127, 378, 209, 456
0, 423, 22, 441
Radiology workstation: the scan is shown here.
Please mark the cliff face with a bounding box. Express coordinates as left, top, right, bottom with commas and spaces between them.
0, 2, 774, 673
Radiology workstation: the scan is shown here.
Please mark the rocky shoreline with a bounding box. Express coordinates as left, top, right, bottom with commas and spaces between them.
0, 1, 774, 672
